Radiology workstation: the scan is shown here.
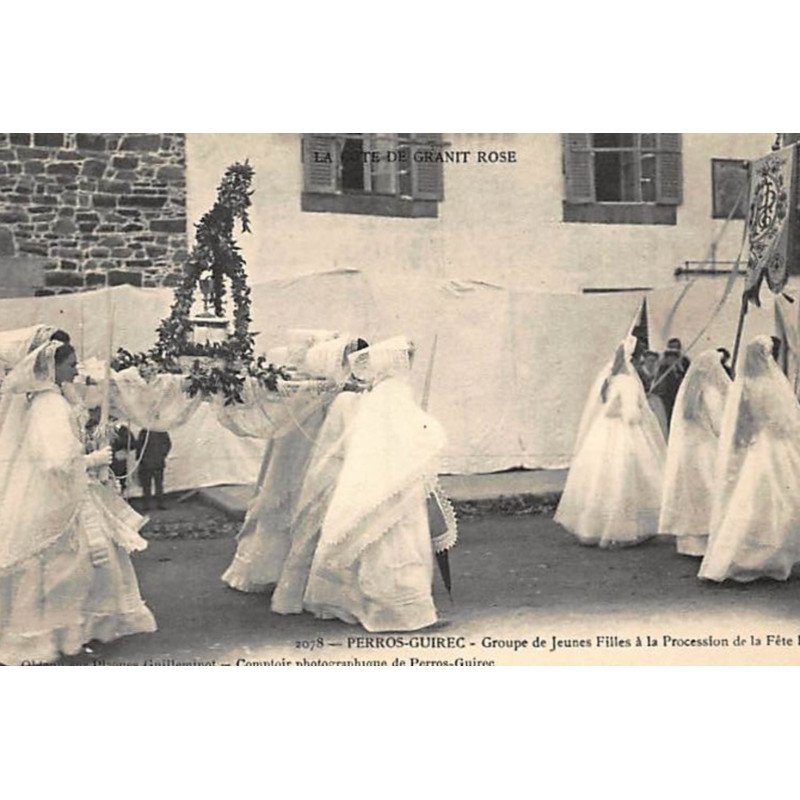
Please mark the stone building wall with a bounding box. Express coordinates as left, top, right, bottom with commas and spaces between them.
0, 133, 187, 295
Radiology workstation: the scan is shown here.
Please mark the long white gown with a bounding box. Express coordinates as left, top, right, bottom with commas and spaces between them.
555, 336, 666, 547
221, 334, 351, 593
699, 335, 800, 582
303, 337, 448, 632
0, 343, 155, 664
221, 402, 330, 592
270, 390, 362, 614
659, 350, 730, 556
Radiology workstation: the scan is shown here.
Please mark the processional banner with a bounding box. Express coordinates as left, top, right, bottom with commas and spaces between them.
746, 144, 800, 300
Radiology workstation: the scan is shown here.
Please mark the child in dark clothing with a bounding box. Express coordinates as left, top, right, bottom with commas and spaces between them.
110, 421, 135, 493
135, 429, 172, 510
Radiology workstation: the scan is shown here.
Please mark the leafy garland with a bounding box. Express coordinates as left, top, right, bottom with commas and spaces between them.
111, 161, 289, 405
155, 160, 255, 364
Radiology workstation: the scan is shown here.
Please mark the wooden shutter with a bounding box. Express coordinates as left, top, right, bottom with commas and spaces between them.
303, 134, 337, 193
562, 133, 594, 204
411, 133, 444, 201
656, 133, 682, 205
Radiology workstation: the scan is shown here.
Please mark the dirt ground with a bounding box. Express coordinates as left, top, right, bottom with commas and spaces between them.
57, 501, 800, 665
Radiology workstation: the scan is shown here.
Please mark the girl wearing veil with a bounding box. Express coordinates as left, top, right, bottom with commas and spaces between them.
659, 350, 731, 556
303, 336, 450, 631
0, 325, 65, 433
699, 335, 800, 582
222, 334, 364, 594
555, 335, 666, 547
0, 324, 60, 374
0, 340, 156, 664
269, 337, 370, 614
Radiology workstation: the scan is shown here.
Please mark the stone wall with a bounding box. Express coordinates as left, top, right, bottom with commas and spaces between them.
0, 133, 187, 295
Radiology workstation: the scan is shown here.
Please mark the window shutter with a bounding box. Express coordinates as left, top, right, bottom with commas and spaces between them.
411, 133, 444, 201
656, 133, 682, 205
303, 134, 338, 194
562, 133, 594, 204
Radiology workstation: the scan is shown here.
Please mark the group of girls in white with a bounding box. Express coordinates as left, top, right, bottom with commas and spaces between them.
556, 332, 800, 584
0, 325, 455, 663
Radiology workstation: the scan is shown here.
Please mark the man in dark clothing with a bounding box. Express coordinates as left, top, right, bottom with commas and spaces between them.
636, 350, 660, 392
135, 429, 172, 510
652, 338, 691, 428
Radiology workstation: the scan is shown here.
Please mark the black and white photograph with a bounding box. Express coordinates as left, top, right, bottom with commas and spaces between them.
1, 131, 800, 668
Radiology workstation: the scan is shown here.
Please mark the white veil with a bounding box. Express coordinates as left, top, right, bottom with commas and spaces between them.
709, 335, 800, 535
674, 350, 731, 437
0, 324, 60, 436
573, 334, 638, 450
0, 324, 58, 373
0, 341, 86, 571
661, 349, 730, 530
318, 336, 446, 567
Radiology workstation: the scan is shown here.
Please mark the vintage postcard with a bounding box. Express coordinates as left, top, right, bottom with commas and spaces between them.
1, 131, 799, 667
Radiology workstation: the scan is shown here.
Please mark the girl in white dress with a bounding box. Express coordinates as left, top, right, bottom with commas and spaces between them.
659, 350, 731, 556
555, 335, 666, 547
303, 336, 449, 631
699, 335, 800, 582
0, 340, 156, 664
221, 334, 362, 594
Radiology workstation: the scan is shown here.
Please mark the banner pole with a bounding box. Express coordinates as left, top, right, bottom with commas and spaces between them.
730, 293, 749, 380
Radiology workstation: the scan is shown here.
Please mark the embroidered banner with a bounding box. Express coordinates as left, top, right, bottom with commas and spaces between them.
746, 145, 800, 302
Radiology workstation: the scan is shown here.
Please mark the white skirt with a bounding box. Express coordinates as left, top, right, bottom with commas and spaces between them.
304, 485, 437, 632
659, 425, 718, 557
700, 435, 800, 582
0, 489, 156, 665
556, 414, 664, 548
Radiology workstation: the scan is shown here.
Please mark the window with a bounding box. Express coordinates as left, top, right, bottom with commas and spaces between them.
711, 159, 749, 220
562, 133, 683, 225
301, 133, 444, 218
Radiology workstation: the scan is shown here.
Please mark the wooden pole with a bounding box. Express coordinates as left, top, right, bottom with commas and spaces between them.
100, 285, 113, 431
98, 284, 114, 483
730, 293, 749, 380
421, 333, 439, 411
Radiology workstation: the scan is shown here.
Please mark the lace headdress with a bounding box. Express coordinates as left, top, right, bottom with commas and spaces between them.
0, 324, 58, 371
304, 335, 352, 380
348, 336, 413, 383
1, 340, 61, 396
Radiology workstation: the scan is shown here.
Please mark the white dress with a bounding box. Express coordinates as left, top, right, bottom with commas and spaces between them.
659, 351, 729, 556
221, 402, 330, 592
270, 391, 361, 614
555, 371, 666, 547
699, 336, 800, 582
303, 338, 446, 632
0, 388, 155, 664
221, 334, 350, 593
